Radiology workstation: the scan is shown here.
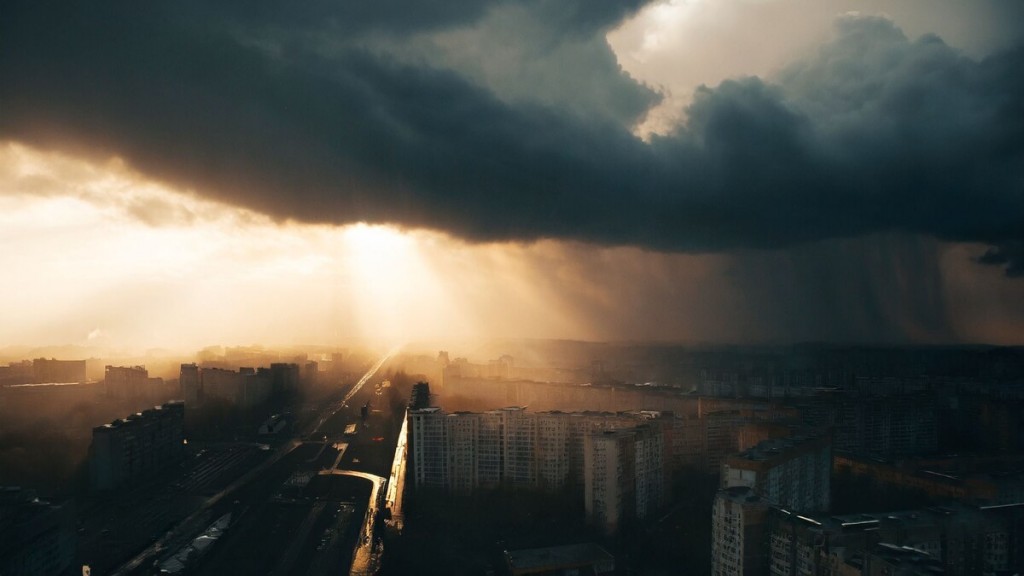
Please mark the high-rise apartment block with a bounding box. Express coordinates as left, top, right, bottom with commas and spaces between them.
584, 423, 665, 533
409, 406, 667, 532
179, 363, 294, 408
767, 503, 1024, 576
104, 365, 154, 399
90, 401, 185, 490
31, 358, 86, 384
712, 486, 771, 576
798, 392, 937, 458
410, 407, 447, 489
181, 363, 200, 403
585, 428, 636, 535
721, 434, 832, 513
502, 407, 537, 486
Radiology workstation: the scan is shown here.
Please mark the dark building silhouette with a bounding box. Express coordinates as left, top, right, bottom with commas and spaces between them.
0, 487, 76, 576
32, 358, 86, 384
90, 401, 185, 491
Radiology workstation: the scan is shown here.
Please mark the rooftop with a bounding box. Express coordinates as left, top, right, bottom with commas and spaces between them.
732, 434, 826, 463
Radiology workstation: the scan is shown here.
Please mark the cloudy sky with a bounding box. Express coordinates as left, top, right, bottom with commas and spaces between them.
1, 0, 1022, 350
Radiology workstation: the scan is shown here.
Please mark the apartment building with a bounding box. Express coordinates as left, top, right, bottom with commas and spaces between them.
767, 503, 1024, 576
90, 401, 185, 490
0, 487, 76, 576
409, 406, 667, 533
410, 407, 447, 489
712, 486, 771, 576
721, 434, 832, 513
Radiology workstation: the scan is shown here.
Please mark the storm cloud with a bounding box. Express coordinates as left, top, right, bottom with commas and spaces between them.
1, 1, 1022, 275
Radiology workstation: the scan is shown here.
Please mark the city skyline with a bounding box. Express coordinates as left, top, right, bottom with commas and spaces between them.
2, 0, 1024, 349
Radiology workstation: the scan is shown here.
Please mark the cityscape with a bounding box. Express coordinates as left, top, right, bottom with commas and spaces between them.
3, 0, 1024, 575
4, 344, 1024, 574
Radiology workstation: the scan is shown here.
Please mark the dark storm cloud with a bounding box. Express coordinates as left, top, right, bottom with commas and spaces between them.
1, 3, 1022, 274
978, 242, 1024, 278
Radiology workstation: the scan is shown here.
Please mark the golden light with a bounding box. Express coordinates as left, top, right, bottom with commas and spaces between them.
340, 223, 468, 346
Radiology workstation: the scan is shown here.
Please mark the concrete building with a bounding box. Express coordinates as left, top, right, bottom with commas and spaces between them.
765, 503, 1024, 576
706, 410, 748, 473
798, 392, 937, 459
0, 487, 76, 576
188, 366, 272, 408
410, 407, 447, 489
408, 406, 666, 530
104, 365, 152, 399
536, 411, 571, 489
477, 410, 504, 487
722, 434, 832, 513
0, 360, 33, 386
0, 382, 100, 425
501, 407, 537, 487
303, 361, 319, 388
712, 486, 771, 576
181, 363, 200, 404
32, 357, 86, 384
268, 362, 299, 393
582, 422, 667, 534
633, 423, 665, 521
662, 413, 704, 471
409, 381, 431, 410
90, 401, 185, 490
447, 411, 481, 492
585, 428, 637, 535
834, 452, 1024, 506
200, 367, 246, 405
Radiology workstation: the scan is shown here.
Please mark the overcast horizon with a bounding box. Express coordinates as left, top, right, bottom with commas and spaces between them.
3, 0, 1023, 350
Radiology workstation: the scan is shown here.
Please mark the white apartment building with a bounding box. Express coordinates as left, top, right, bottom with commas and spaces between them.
409, 406, 667, 532
410, 407, 447, 488
501, 407, 537, 486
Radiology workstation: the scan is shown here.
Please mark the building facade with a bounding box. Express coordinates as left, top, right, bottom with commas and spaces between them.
766, 503, 1024, 576
0, 487, 76, 576
409, 406, 667, 534
712, 486, 771, 576
722, 434, 832, 513
90, 401, 185, 490
104, 365, 152, 399
32, 358, 86, 384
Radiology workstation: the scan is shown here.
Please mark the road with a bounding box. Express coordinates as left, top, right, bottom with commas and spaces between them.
310, 347, 400, 436
320, 469, 386, 576
110, 439, 302, 576
112, 347, 398, 576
